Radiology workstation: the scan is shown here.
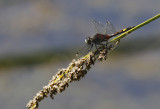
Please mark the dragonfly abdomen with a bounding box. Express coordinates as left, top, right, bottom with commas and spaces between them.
111, 26, 134, 37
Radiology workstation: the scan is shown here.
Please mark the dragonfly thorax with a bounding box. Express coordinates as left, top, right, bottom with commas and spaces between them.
86, 34, 109, 45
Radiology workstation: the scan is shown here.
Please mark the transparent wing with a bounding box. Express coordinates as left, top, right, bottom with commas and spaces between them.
91, 19, 106, 34
76, 44, 92, 58
105, 22, 116, 35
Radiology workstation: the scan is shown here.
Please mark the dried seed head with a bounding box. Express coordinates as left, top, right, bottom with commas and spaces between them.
98, 48, 108, 61
50, 94, 54, 100
26, 40, 121, 109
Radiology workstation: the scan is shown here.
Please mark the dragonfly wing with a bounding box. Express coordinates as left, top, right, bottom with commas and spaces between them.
105, 21, 116, 35
76, 44, 92, 57
91, 19, 105, 34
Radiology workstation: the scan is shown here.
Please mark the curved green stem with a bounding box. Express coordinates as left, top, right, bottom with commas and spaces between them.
109, 13, 160, 43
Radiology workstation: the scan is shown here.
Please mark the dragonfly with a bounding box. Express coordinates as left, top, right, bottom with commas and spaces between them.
76, 20, 134, 56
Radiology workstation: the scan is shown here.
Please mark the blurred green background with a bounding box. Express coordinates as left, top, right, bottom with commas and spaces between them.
0, 0, 160, 109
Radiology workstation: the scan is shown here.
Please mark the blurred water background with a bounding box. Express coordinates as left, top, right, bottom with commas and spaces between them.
0, 0, 160, 109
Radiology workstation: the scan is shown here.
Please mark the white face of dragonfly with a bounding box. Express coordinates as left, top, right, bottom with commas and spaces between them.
85, 37, 92, 45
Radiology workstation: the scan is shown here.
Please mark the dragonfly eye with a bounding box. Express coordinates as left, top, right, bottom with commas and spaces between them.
85, 37, 92, 45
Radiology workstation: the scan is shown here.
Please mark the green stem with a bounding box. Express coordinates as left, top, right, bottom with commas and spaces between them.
109, 13, 160, 43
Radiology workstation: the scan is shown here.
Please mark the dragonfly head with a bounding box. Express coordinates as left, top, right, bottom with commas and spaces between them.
85, 37, 92, 45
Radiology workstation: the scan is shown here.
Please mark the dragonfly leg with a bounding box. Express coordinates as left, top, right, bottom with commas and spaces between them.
88, 44, 93, 51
